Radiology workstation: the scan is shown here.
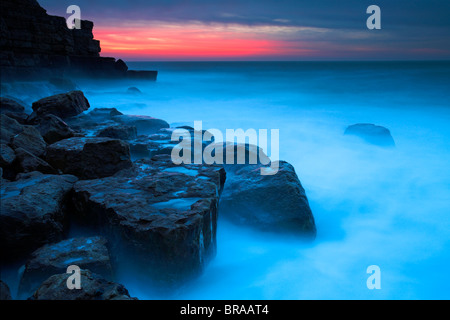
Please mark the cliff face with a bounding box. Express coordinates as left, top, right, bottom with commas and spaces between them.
0, 0, 154, 80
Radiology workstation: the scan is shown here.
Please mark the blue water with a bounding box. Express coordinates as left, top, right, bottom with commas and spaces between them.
14, 61, 450, 299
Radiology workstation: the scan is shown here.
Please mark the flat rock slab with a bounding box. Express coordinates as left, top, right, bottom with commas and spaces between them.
220, 161, 317, 236
46, 137, 132, 179
71, 154, 225, 286
0, 172, 78, 259
19, 236, 113, 296
29, 269, 136, 300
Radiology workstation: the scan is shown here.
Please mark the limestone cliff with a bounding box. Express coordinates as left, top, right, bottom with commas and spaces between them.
0, 0, 155, 80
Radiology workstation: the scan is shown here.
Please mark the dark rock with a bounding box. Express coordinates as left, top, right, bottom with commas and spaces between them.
71, 154, 225, 286
112, 114, 169, 135
31, 91, 90, 119
64, 108, 123, 136
0, 114, 23, 143
29, 269, 136, 300
115, 59, 128, 73
0, 280, 12, 300
220, 161, 316, 236
0, 97, 25, 113
19, 236, 113, 296
0, 97, 28, 123
96, 125, 137, 141
34, 114, 75, 144
46, 137, 132, 179
344, 123, 395, 147
0, 173, 78, 259
11, 125, 47, 157
0, 0, 130, 81
0, 143, 16, 166
126, 87, 141, 94
14, 147, 57, 174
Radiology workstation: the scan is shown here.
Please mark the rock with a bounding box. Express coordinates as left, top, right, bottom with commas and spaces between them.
46, 137, 132, 179
11, 125, 47, 157
220, 161, 316, 236
19, 236, 113, 296
126, 87, 141, 94
96, 125, 137, 141
0, 97, 25, 113
29, 269, 136, 300
14, 147, 57, 174
115, 59, 128, 73
0, 173, 78, 259
0, 280, 12, 300
0, 143, 16, 166
344, 123, 395, 147
0, 0, 131, 81
31, 91, 90, 119
111, 115, 169, 135
0, 114, 23, 143
71, 154, 226, 286
64, 108, 123, 136
0, 97, 28, 123
34, 114, 75, 144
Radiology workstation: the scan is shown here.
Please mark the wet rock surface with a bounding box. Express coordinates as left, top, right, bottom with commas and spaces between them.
14, 147, 57, 174
19, 236, 113, 296
46, 137, 132, 179
0, 172, 78, 259
34, 114, 75, 144
31, 91, 90, 119
0, 97, 28, 123
71, 154, 225, 285
11, 125, 47, 157
29, 269, 136, 300
220, 161, 317, 236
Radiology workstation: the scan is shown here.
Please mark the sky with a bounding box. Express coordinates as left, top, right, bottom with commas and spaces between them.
39, 0, 450, 61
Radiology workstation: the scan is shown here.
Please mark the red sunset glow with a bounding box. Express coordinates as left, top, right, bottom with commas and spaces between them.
93, 22, 319, 60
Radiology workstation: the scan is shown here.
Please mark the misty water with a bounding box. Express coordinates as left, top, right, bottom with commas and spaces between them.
8, 61, 450, 299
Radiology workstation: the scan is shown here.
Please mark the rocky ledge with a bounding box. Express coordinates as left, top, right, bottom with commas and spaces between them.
0, 0, 157, 81
0, 90, 316, 298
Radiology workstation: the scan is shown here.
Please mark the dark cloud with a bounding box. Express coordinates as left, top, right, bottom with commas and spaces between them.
38, 0, 450, 58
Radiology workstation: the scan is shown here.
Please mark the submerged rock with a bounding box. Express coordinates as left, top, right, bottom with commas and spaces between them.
96, 125, 137, 141
19, 236, 113, 296
111, 114, 169, 135
31, 91, 90, 119
344, 123, 395, 147
0, 172, 78, 259
29, 269, 136, 300
126, 87, 141, 94
71, 154, 225, 286
46, 137, 132, 179
220, 161, 316, 236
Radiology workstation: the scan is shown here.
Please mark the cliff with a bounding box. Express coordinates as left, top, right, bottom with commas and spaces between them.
0, 0, 156, 80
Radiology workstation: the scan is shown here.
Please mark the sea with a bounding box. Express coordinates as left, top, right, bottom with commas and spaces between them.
8, 61, 450, 299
